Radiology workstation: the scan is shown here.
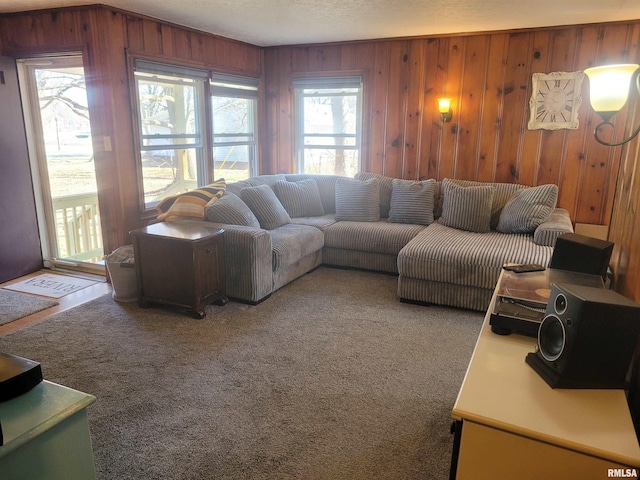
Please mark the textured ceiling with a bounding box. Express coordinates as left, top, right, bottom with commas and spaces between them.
1, 0, 640, 46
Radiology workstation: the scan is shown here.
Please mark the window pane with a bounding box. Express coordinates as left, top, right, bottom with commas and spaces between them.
212, 97, 253, 135
303, 135, 356, 147
214, 145, 252, 183
211, 77, 258, 182
302, 148, 358, 177
302, 95, 357, 135
135, 66, 206, 210
137, 78, 199, 138
296, 78, 362, 175
141, 147, 198, 206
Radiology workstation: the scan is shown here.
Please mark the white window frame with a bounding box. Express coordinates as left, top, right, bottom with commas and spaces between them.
210, 73, 259, 180
294, 76, 363, 175
133, 59, 209, 210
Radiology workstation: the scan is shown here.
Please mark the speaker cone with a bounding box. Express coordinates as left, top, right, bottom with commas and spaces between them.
554, 293, 568, 315
538, 314, 565, 362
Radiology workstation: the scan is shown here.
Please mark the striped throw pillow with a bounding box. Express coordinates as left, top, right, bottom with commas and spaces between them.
240, 184, 291, 230
335, 177, 380, 222
388, 178, 436, 225
439, 178, 495, 233
274, 179, 325, 217
156, 179, 226, 222
497, 184, 558, 234
355, 172, 394, 217
205, 193, 260, 228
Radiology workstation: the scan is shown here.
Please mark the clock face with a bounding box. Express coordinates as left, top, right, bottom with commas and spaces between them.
536, 79, 574, 123
529, 72, 584, 130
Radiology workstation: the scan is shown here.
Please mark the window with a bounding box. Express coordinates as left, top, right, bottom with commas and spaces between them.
294, 76, 362, 176
211, 73, 259, 182
134, 60, 208, 209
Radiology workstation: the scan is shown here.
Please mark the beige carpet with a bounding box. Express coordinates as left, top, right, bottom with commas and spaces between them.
0, 289, 58, 325
0, 267, 483, 479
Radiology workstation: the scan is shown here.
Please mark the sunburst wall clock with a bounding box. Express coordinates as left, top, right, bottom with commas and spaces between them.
528, 71, 584, 130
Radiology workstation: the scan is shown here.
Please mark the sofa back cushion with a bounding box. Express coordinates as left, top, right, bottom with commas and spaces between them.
274, 179, 325, 217
285, 174, 340, 214
354, 172, 394, 218
388, 178, 436, 225
437, 179, 525, 228
240, 184, 291, 230
225, 180, 253, 197
439, 179, 495, 233
496, 184, 558, 234
335, 177, 380, 222
205, 193, 260, 228
247, 174, 287, 189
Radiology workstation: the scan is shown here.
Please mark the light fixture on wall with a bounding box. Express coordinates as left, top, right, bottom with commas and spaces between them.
584, 63, 640, 146
437, 98, 453, 123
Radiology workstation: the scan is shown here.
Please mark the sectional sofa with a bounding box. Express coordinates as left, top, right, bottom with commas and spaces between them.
160, 173, 573, 311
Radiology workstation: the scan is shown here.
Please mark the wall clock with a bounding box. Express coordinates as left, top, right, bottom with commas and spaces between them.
528, 71, 584, 130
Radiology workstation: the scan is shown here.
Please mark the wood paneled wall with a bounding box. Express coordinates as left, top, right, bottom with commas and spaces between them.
264, 23, 640, 226
0, 6, 262, 252
610, 85, 640, 300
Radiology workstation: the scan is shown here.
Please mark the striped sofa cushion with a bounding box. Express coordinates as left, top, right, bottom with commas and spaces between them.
398, 222, 554, 290
324, 220, 424, 255
240, 184, 291, 230
285, 174, 340, 214
439, 179, 495, 233
335, 177, 380, 222
271, 224, 324, 272
156, 179, 226, 221
442, 179, 525, 228
355, 172, 394, 217
497, 184, 558, 234
533, 208, 574, 246
205, 193, 260, 228
274, 179, 325, 218
388, 178, 436, 225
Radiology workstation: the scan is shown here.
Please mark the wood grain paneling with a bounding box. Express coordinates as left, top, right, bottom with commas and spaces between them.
264, 22, 640, 227
0, 5, 263, 254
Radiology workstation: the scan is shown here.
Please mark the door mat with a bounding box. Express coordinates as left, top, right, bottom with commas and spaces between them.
2, 273, 97, 299
0, 290, 58, 326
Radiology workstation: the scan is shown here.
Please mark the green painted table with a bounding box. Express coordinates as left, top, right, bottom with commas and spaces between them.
0, 380, 96, 479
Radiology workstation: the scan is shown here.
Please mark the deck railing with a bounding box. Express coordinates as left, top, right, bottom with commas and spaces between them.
52, 192, 103, 262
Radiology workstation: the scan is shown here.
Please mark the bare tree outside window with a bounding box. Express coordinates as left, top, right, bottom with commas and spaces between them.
295, 78, 362, 176
134, 67, 205, 208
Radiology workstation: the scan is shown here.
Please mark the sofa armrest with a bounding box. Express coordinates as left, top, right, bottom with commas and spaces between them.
533, 208, 574, 246
174, 220, 273, 303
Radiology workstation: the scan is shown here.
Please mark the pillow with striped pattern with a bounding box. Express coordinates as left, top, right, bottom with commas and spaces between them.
440, 178, 495, 233
355, 172, 394, 217
205, 193, 260, 228
274, 179, 325, 218
335, 177, 380, 222
497, 184, 558, 234
240, 184, 291, 230
156, 179, 226, 222
388, 178, 436, 225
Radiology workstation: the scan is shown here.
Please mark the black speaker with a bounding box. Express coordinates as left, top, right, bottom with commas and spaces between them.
526, 282, 640, 389
549, 233, 613, 279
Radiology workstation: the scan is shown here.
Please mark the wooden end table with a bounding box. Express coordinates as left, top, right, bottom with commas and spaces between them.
130, 222, 227, 319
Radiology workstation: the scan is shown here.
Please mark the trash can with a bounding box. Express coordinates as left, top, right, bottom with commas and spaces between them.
105, 245, 137, 302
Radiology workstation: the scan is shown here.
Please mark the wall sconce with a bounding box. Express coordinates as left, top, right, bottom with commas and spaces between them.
584, 63, 640, 146
437, 98, 453, 123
